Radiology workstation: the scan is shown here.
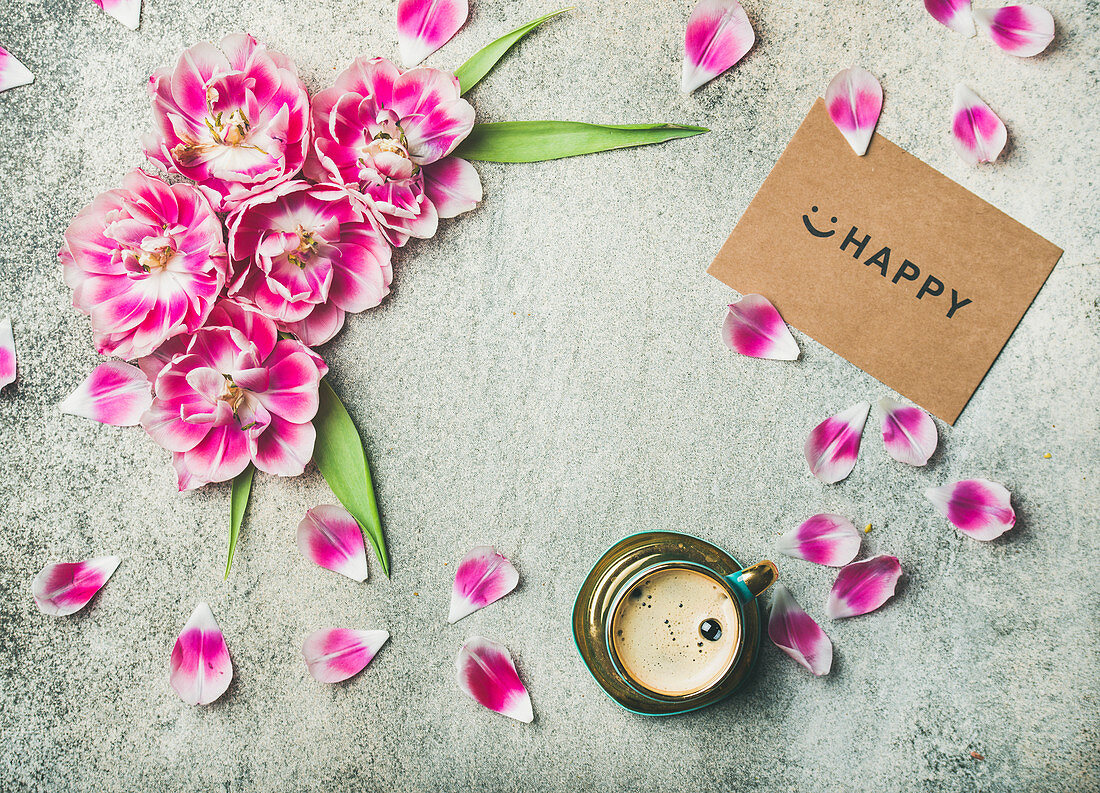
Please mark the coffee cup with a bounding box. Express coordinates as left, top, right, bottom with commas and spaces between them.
573, 531, 777, 714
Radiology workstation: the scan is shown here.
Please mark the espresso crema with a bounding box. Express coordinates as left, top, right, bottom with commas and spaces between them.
610, 567, 740, 697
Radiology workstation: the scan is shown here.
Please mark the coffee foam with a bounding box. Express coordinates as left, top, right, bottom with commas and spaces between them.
611, 567, 740, 697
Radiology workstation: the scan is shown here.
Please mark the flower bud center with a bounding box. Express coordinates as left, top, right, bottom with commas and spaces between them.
138, 245, 175, 273
219, 378, 246, 413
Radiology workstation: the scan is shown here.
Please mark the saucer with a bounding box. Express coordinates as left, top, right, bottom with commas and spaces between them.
571, 531, 762, 716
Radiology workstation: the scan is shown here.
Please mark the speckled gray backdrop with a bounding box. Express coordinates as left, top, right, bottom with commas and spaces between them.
0, 0, 1097, 791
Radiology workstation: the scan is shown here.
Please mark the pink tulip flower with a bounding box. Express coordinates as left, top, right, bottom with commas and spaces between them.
305, 56, 482, 246
140, 300, 328, 491
142, 34, 312, 212
58, 169, 227, 360
226, 180, 393, 346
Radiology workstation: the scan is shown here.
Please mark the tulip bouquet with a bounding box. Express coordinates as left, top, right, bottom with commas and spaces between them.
54, 8, 707, 577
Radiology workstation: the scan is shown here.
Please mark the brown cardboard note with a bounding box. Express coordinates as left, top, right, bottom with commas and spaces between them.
707, 98, 1063, 424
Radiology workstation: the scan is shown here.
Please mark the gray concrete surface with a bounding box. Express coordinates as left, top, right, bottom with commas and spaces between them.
1, 0, 1097, 790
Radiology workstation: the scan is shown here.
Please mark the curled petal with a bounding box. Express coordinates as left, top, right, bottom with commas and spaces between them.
302, 628, 389, 683
397, 0, 469, 67
768, 584, 832, 675
0, 316, 15, 388
825, 67, 883, 156
59, 362, 152, 426
777, 514, 861, 567
974, 5, 1054, 57
169, 603, 233, 706
721, 294, 799, 360
0, 46, 34, 93
32, 556, 120, 616
681, 0, 755, 93
448, 546, 519, 623
455, 636, 533, 723
924, 0, 976, 35
423, 157, 482, 219
878, 397, 937, 466
826, 555, 902, 619
951, 84, 1007, 166
92, 0, 141, 29
804, 401, 870, 484
296, 505, 369, 582
924, 479, 1016, 540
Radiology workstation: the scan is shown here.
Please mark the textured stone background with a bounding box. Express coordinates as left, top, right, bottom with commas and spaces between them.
0, 0, 1097, 791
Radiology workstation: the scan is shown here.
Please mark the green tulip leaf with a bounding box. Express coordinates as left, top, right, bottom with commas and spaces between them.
225, 464, 254, 579
454, 121, 709, 163
313, 378, 389, 577
455, 8, 573, 95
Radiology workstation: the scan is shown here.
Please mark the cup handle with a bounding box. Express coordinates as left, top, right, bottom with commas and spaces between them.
726, 560, 778, 605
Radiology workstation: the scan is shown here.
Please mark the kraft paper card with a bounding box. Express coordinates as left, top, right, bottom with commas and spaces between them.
708, 98, 1063, 424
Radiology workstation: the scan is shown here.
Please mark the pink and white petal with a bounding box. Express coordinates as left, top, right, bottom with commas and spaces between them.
448, 546, 519, 623
32, 556, 120, 616
455, 636, 533, 723
0, 316, 15, 388
924, 478, 1015, 540
878, 397, 937, 466
397, 0, 469, 67
296, 504, 369, 582
250, 414, 316, 477
824, 67, 883, 156
59, 361, 152, 426
973, 5, 1055, 57
768, 583, 832, 676
0, 46, 34, 93
302, 628, 389, 683
721, 294, 799, 361
173, 425, 252, 490
924, 0, 976, 36
951, 83, 1007, 166
169, 603, 233, 706
825, 555, 902, 619
681, 0, 755, 93
279, 300, 346, 347
777, 514, 861, 567
423, 157, 482, 219
804, 402, 870, 484
92, 0, 141, 29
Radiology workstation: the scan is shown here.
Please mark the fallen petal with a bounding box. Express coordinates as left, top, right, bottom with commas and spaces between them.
0, 316, 15, 388
92, 0, 141, 29
826, 555, 902, 619
59, 361, 152, 426
296, 505, 369, 582
397, 0, 469, 67
878, 397, 937, 466
448, 546, 520, 623
825, 67, 883, 156
768, 583, 832, 675
0, 46, 34, 93
924, 0, 976, 35
721, 294, 799, 361
302, 628, 389, 683
681, 0, 755, 93
973, 5, 1054, 56
924, 478, 1016, 540
951, 83, 1007, 166
169, 603, 233, 706
455, 636, 533, 723
32, 556, 120, 616
804, 402, 870, 484
777, 514, 861, 567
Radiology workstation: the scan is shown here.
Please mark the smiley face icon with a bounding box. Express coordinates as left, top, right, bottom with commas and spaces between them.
802, 206, 837, 238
